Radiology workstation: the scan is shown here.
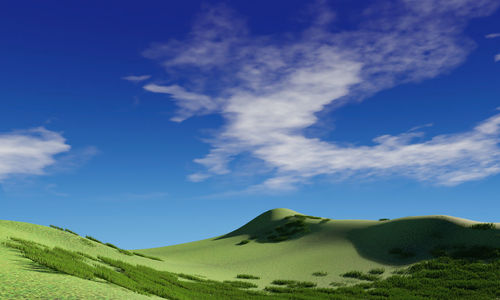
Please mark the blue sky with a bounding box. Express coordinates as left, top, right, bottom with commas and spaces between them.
1, 0, 499, 249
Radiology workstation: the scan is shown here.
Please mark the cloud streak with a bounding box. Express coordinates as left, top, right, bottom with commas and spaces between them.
0, 128, 71, 180
485, 32, 500, 62
143, 0, 500, 189
122, 75, 151, 82
485, 33, 500, 38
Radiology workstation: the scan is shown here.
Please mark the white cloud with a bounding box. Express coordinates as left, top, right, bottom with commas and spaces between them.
143, 83, 219, 122
485, 33, 500, 38
485, 33, 500, 62
0, 128, 71, 180
122, 75, 151, 82
142, 0, 500, 189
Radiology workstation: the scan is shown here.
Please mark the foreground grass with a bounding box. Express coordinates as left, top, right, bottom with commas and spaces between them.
4, 237, 270, 300
4, 236, 500, 299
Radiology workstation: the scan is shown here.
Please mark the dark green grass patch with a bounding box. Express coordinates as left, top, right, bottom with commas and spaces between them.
237, 240, 250, 245
223, 280, 258, 289
85, 235, 103, 244
237, 274, 260, 279
378, 218, 390, 221
341, 271, 380, 281
76, 251, 97, 261
271, 279, 296, 286
303, 215, 322, 220
312, 271, 328, 277
177, 273, 204, 282
267, 216, 309, 242
431, 245, 500, 260
49, 225, 79, 236
368, 268, 385, 275
469, 223, 495, 230
64, 228, 79, 236
102, 242, 134, 256
50, 225, 64, 231
264, 286, 293, 293
105, 242, 119, 249
133, 252, 164, 261
271, 279, 316, 288
329, 282, 346, 287
78, 237, 95, 247
117, 248, 134, 256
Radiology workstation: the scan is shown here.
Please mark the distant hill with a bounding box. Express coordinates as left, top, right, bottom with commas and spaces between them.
137, 208, 499, 286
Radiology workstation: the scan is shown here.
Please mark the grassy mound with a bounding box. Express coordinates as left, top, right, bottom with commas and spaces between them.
1, 209, 499, 299
4, 237, 270, 299
6, 235, 500, 299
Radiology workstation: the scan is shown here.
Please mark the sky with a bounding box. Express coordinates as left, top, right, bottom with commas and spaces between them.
1, 0, 499, 249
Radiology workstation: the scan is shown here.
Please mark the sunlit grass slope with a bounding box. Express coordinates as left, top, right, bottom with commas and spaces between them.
138, 208, 500, 287
1, 208, 498, 298
0, 220, 164, 300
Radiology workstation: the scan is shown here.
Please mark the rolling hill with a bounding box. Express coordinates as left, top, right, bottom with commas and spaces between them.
137, 208, 500, 287
1, 208, 498, 299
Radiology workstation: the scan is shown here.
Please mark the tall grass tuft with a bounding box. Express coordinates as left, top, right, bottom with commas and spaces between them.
49, 225, 64, 231
341, 271, 380, 281
368, 268, 385, 275
105, 242, 119, 249
236, 274, 260, 280
133, 252, 164, 261
64, 228, 79, 236
85, 235, 103, 244
271, 279, 316, 288
470, 223, 495, 230
223, 280, 258, 289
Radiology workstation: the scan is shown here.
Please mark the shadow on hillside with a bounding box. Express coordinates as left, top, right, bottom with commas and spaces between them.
214, 216, 303, 244
347, 218, 500, 266
4, 246, 61, 274
215, 214, 329, 244
22, 261, 62, 274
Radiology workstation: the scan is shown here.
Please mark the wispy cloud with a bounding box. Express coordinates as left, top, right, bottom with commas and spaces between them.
48, 145, 99, 173
485, 32, 500, 62
485, 33, 500, 38
142, 0, 500, 189
0, 127, 71, 180
122, 75, 151, 82
143, 83, 219, 122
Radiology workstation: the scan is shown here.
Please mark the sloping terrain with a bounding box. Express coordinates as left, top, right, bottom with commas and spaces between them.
1, 208, 499, 298
137, 208, 500, 287
0, 220, 164, 300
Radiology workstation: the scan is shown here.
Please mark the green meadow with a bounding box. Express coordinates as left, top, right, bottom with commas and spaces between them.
1, 208, 499, 299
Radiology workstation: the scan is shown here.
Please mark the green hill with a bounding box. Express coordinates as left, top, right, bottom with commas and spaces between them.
137, 208, 499, 287
1, 208, 499, 299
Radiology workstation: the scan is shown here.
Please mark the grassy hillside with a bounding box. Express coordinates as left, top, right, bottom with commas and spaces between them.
0, 220, 165, 299
138, 208, 499, 287
1, 208, 499, 299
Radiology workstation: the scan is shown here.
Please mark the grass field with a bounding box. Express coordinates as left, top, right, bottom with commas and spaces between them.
1, 208, 499, 299
137, 208, 499, 287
